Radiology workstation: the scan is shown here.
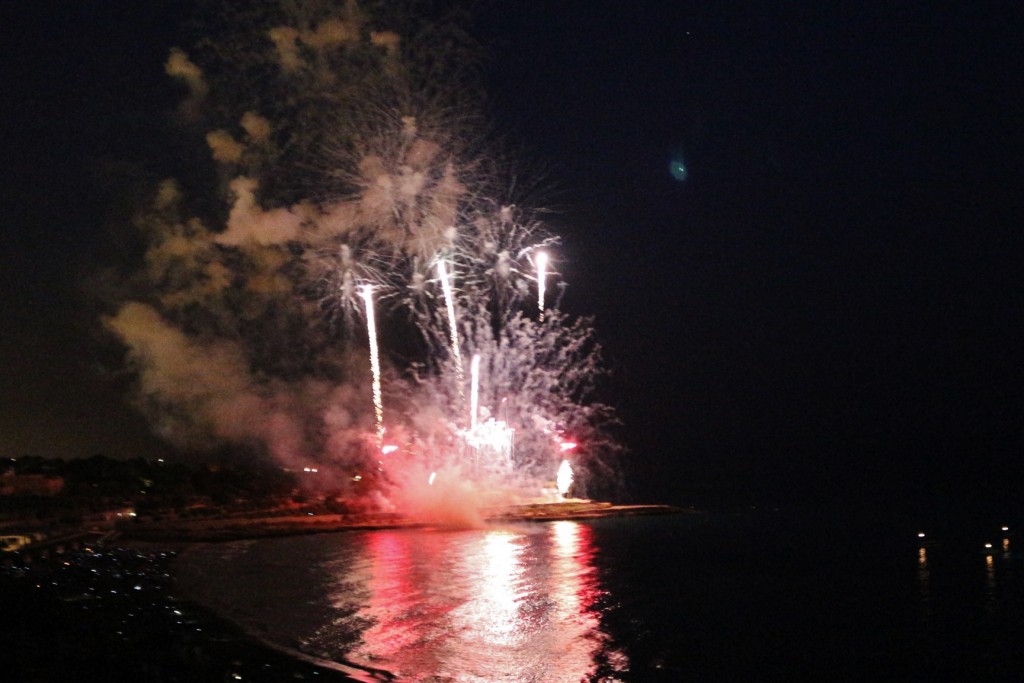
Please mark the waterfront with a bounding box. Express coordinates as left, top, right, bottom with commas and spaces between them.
4, 510, 1022, 681
175, 512, 1024, 681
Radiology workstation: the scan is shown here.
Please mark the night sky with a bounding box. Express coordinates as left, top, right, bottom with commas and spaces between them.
2, 1, 1022, 521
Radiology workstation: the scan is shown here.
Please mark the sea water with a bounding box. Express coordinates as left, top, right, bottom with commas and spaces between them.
174, 512, 1024, 681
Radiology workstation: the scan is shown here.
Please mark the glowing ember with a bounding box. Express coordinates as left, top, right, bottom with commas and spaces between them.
556, 459, 573, 497
362, 285, 385, 446
559, 441, 577, 452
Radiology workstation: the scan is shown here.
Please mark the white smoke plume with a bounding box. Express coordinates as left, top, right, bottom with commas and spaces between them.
104, 302, 375, 479
218, 177, 303, 246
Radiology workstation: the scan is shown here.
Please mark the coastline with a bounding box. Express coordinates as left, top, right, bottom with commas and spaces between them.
2, 502, 687, 680
119, 501, 689, 543
163, 502, 689, 681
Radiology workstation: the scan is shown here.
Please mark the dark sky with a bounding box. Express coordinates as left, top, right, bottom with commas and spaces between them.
1, 1, 184, 462
2, 1, 1023, 519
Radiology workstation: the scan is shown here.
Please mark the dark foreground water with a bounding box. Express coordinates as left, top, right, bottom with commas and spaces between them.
175, 512, 1024, 681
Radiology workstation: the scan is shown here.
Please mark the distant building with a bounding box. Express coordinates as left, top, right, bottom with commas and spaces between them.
0, 470, 65, 496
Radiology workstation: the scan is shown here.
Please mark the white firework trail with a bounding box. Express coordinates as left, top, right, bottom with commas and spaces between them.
362, 284, 384, 446
470, 353, 480, 431
536, 250, 548, 323
437, 259, 464, 398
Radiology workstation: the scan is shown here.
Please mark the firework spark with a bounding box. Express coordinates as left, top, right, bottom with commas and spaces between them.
362, 284, 384, 446
470, 353, 480, 431
556, 459, 573, 497
437, 259, 464, 398
536, 251, 548, 323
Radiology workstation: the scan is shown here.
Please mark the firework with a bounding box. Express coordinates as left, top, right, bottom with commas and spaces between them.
464, 417, 516, 474
437, 260, 464, 398
556, 459, 574, 497
362, 285, 384, 446
470, 353, 480, 430
104, 5, 621, 508
536, 251, 548, 323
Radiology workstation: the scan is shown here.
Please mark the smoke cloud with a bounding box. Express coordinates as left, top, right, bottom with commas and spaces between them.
103, 302, 373, 477
218, 177, 303, 246
206, 130, 245, 164
164, 47, 207, 117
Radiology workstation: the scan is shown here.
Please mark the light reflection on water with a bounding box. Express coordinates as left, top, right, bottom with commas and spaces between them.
334, 522, 623, 682
180, 522, 625, 682
174, 514, 1024, 679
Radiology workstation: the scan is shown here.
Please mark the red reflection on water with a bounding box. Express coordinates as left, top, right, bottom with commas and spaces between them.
355, 530, 460, 673
550, 520, 600, 622
337, 523, 623, 682
360, 532, 417, 656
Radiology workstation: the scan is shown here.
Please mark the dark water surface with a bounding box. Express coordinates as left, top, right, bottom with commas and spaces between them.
174, 512, 1024, 681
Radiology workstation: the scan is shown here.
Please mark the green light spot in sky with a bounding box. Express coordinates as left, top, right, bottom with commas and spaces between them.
669, 159, 688, 181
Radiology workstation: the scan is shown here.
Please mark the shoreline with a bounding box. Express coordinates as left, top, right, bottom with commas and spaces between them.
163, 501, 689, 681
119, 501, 690, 543
0, 544, 361, 682
1, 502, 687, 680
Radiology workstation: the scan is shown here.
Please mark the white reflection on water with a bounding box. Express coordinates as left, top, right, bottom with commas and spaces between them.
451, 530, 523, 647
315, 522, 624, 682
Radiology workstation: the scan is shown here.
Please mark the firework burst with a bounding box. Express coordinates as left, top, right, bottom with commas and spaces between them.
101, 1, 621, 508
